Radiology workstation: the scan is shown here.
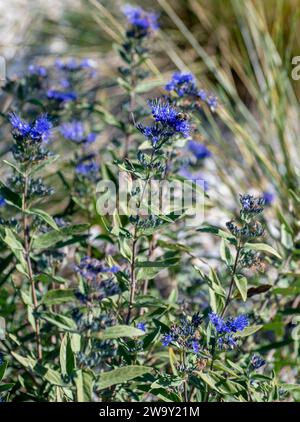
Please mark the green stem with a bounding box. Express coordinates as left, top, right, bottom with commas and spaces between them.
22, 171, 42, 361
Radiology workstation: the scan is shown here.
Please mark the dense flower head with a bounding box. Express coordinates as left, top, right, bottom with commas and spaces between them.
55, 58, 96, 73
188, 140, 211, 160
122, 5, 159, 37
75, 257, 120, 301
165, 72, 218, 111
209, 312, 249, 349
136, 322, 146, 332
251, 354, 266, 370
9, 113, 53, 143
149, 99, 190, 137
165, 72, 198, 97
240, 194, 265, 216
60, 121, 97, 145
262, 191, 275, 206
0, 196, 6, 207
28, 64, 48, 78
162, 313, 202, 353
75, 256, 119, 283
75, 154, 99, 179
47, 89, 77, 102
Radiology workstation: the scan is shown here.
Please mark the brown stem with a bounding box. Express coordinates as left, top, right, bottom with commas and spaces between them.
22, 173, 42, 361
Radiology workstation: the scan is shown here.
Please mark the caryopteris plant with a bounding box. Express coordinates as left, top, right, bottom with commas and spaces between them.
0, 2, 298, 403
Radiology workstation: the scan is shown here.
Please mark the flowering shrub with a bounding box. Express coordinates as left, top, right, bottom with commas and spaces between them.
0, 4, 299, 403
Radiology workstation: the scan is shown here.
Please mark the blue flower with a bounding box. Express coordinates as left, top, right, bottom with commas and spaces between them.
9, 113, 31, 137
209, 312, 229, 334
262, 191, 275, 206
137, 322, 146, 332
209, 312, 249, 349
162, 333, 173, 346
192, 340, 200, 354
251, 354, 266, 370
28, 64, 47, 77
75, 157, 99, 178
30, 115, 53, 142
47, 89, 77, 102
60, 121, 97, 145
179, 168, 208, 191
0, 196, 6, 208
229, 315, 249, 332
165, 72, 197, 97
149, 99, 190, 138
188, 140, 211, 160
9, 113, 52, 142
122, 5, 159, 37
206, 95, 218, 112
75, 257, 117, 282
0, 352, 4, 365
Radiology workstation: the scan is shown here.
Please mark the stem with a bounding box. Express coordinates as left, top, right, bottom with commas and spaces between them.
126, 235, 137, 325
123, 46, 137, 159
221, 240, 242, 318
183, 350, 188, 402
126, 151, 155, 324
22, 171, 42, 361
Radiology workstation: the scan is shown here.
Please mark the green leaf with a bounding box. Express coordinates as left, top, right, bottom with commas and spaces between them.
0, 181, 22, 208
197, 225, 236, 244
27, 208, 59, 230
244, 243, 282, 259
76, 369, 94, 402
97, 366, 152, 390
236, 324, 263, 337
42, 289, 76, 306
234, 275, 248, 302
60, 334, 75, 377
39, 312, 76, 331
33, 224, 89, 249
11, 352, 65, 386
0, 361, 8, 382
220, 238, 233, 266
99, 325, 146, 339
136, 258, 179, 268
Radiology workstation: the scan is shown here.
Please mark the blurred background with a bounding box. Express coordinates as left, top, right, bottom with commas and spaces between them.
0, 0, 299, 241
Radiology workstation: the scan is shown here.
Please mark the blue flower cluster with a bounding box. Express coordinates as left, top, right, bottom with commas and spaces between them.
240, 194, 265, 218
9, 113, 53, 163
74, 257, 120, 302
123, 5, 159, 38
75, 154, 99, 180
187, 140, 211, 160
162, 313, 202, 354
137, 99, 190, 146
47, 58, 96, 104
262, 191, 275, 207
209, 312, 249, 348
60, 121, 97, 145
165, 72, 218, 112
165, 72, 198, 97
9, 113, 52, 142
75, 257, 119, 283
28, 64, 48, 78
251, 354, 266, 370
0, 196, 6, 207
47, 89, 77, 103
